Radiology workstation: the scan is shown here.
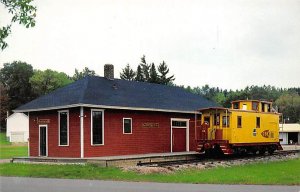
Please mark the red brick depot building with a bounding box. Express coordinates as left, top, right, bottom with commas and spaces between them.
15, 65, 216, 158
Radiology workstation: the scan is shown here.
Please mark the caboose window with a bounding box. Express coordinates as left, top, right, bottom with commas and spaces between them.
214, 113, 220, 126
233, 102, 239, 109
237, 116, 242, 128
252, 102, 258, 111
256, 117, 260, 128
222, 116, 229, 127
204, 117, 210, 127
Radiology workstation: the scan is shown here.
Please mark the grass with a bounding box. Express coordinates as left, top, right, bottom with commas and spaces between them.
0, 132, 10, 145
0, 158, 299, 185
0, 132, 28, 159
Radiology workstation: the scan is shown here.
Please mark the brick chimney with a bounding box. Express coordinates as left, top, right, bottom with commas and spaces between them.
104, 64, 114, 80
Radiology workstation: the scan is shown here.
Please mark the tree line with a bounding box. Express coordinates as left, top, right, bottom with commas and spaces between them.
120, 55, 175, 85
183, 84, 300, 123
0, 61, 96, 130
1, 59, 299, 131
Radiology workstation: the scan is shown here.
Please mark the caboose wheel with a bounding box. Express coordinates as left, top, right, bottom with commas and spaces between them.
268, 148, 275, 155
259, 148, 266, 155
205, 149, 213, 157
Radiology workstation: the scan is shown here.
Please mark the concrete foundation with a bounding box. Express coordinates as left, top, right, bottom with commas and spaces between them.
12, 151, 199, 167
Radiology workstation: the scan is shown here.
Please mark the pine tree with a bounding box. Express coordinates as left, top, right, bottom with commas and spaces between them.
158, 61, 175, 85
135, 65, 144, 82
149, 63, 159, 83
72, 67, 96, 81
140, 55, 150, 82
120, 64, 136, 81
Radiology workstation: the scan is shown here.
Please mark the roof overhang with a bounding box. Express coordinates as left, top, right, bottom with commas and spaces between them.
14, 103, 202, 114
279, 130, 300, 133
198, 107, 229, 112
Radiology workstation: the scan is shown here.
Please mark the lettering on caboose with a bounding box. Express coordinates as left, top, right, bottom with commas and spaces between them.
261, 130, 270, 138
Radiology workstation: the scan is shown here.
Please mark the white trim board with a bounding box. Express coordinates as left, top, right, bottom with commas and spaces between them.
90, 109, 105, 146
38, 124, 48, 157
123, 118, 133, 134
80, 107, 84, 158
58, 110, 69, 146
170, 118, 190, 153
14, 103, 202, 115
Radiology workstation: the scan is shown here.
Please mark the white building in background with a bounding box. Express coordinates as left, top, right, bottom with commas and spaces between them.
279, 123, 300, 145
6, 113, 29, 142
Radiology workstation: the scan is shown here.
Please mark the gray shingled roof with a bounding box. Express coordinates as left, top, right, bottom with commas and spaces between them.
15, 76, 217, 113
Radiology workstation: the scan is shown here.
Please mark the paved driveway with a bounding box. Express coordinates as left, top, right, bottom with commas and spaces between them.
0, 176, 299, 192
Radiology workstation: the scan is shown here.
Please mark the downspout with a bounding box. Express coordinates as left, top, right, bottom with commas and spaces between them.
225, 109, 228, 127
28, 112, 30, 157
225, 109, 228, 140
80, 107, 84, 158
194, 112, 197, 141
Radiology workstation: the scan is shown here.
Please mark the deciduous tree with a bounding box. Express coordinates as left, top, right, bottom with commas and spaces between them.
0, 83, 9, 130
275, 92, 300, 123
0, 0, 37, 50
30, 69, 73, 96
0, 61, 35, 110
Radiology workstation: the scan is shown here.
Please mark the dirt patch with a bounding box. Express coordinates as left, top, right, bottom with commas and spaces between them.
123, 166, 172, 174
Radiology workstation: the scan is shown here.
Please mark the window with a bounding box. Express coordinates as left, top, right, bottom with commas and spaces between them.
261, 103, 265, 112
91, 110, 104, 145
237, 116, 242, 128
242, 104, 247, 110
172, 121, 187, 127
256, 117, 260, 128
222, 116, 230, 127
59, 111, 69, 146
204, 117, 210, 127
213, 113, 220, 125
262, 103, 271, 112
266, 104, 271, 112
233, 102, 239, 109
252, 102, 258, 111
123, 118, 132, 134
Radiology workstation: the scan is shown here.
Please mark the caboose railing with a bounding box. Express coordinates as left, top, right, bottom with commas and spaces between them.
196, 123, 223, 141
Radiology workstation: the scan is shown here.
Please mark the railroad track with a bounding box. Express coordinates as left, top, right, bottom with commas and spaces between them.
137, 150, 299, 167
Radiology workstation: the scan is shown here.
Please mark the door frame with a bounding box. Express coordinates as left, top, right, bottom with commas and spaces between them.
170, 118, 189, 152
39, 124, 48, 157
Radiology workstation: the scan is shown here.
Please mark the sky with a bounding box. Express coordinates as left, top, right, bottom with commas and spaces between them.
0, 0, 299, 90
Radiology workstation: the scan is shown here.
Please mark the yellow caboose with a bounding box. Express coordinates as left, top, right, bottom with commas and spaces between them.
196, 100, 282, 155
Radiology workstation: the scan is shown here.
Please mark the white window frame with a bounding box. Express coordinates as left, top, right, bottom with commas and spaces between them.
58, 110, 69, 146
39, 124, 48, 157
123, 118, 132, 134
91, 109, 105, 146
170, 118, 190, 153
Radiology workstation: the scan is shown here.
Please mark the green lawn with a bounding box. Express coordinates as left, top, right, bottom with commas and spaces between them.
0, 132, 10, 145
0, 158, 299, 185
0, 133, 28, 159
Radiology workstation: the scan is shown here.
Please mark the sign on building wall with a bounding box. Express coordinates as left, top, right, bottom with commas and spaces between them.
38, 119, 50, 124
142, 123, 159, 128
